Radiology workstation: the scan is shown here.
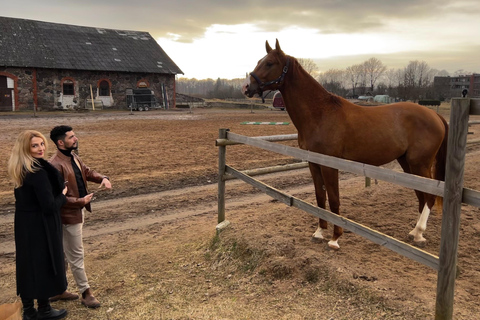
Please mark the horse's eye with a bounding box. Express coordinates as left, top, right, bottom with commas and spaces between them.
266, 62, 273, 67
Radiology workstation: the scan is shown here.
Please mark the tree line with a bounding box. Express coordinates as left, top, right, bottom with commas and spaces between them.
176, 58, 475, 102
176, 77, 246, 99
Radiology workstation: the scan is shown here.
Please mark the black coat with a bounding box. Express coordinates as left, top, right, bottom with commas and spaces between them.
14, 158, 68, 299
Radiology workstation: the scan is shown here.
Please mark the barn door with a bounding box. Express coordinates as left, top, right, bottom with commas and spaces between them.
0, 76, 13, 111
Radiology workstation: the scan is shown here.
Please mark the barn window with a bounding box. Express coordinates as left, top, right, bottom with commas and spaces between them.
99, 80, 110, 96
63, 81, 74, 95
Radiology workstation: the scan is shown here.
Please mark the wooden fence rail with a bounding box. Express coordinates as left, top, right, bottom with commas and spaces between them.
216, 98, 480, 320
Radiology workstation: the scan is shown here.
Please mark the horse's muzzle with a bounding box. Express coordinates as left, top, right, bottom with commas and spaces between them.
242, 78, 262, 98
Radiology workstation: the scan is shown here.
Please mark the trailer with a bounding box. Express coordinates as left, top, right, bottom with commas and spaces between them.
272, 91, 285, 110
126, 88, 160, 111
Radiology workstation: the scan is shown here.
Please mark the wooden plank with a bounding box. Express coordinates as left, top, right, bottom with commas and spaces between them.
225, 166, 293, 205
216, 220, 231, 234
216, 133, 298, 146
466, 138, 480, 145
226, 165, 439, 270
90, 85, 95, 111
227, 132, 445, 197
221, 132, 480, 208
223, 162, 309, 180
469, 99, 480, 115
435, 98, 470, 320
253, 134, 298, 141
463, 187, 480, 207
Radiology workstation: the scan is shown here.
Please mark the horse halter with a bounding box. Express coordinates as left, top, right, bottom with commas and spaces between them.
250, 58, 290, 102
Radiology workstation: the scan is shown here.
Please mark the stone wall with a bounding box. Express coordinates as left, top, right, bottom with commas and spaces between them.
0, 67, 177, 111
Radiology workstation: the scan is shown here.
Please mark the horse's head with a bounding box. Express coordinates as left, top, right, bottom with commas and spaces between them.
242, 39, 290, 98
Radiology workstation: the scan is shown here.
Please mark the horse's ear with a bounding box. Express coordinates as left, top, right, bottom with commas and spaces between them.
266, 40, 273, 53
275, 39, 282, 52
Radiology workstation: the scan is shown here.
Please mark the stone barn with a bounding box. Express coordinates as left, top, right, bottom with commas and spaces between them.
0, 16, 183, 111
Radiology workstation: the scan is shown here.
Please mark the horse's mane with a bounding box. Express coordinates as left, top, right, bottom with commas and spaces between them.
328, 93, 346, 108
288, 55, 344, 109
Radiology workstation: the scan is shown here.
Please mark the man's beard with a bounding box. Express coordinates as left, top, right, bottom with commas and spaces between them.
66, 142, 78, 151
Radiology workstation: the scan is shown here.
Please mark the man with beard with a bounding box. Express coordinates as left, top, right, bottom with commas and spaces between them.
49, 125, 112, 309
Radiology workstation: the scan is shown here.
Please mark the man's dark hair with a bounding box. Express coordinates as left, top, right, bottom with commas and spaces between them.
50, 125, 73, 146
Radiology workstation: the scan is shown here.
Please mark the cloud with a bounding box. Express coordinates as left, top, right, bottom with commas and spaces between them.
3, 0, 462, 42
3, 0, 479, 78
314, 43, 480, 74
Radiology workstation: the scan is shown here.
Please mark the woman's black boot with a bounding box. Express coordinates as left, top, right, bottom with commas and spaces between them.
37, 299, 67, 320
21, 298, 37, 320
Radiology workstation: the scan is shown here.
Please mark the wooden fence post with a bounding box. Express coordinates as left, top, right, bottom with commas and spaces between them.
435, 98, 470, 319
365, 177, 371, 187
217, 129, 228, 224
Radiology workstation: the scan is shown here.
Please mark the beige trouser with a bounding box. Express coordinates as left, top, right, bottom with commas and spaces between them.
63, 210, 90, 294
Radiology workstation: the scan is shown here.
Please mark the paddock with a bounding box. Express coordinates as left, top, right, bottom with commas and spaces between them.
216, 98, 480, 319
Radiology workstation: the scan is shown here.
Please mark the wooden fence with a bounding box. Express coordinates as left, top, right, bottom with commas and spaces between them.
215, 98, 480, 320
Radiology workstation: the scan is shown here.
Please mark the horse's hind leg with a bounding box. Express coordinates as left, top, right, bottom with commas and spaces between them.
399, 157, 435, 247
308, 163, 328, 241
408, 190, 437, 247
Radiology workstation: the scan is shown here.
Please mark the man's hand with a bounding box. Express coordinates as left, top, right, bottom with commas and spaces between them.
84, 193, 95, 205
99, 177, 112, 190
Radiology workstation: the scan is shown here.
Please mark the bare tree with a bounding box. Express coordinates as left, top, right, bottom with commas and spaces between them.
317, 69, 348, 96
402, 60, 433, 101
453, 69, 473, 76
383, 68, 400, 88
363, 57, 387, 92
297, 58, 319, 76
417, 61, 431, 87
434, 69, 450, 77
381, 68, 404, 98
345, 64, 363, 97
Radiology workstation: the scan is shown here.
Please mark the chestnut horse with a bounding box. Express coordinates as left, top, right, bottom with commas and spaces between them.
242, 39, 448, 250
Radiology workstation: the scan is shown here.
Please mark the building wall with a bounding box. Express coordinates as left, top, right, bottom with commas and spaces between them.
0, 67, 177, 111
434, 74, 480, 100
471, 74, 480, 97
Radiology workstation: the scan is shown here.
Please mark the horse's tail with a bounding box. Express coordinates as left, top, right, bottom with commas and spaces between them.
434, 114, 449, 211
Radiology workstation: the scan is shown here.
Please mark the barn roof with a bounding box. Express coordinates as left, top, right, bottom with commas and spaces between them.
0, 16, 183, 75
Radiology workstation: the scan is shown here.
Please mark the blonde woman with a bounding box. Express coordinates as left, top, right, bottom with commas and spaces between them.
8, 130, 68, 320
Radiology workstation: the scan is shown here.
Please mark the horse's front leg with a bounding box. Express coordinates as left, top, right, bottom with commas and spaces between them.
308, 163, 328, 241
322, 166, 342, 250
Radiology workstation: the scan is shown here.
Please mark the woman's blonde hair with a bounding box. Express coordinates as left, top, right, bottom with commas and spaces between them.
7, 130, 48, 188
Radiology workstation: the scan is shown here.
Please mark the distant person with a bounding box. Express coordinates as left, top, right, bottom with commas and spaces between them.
7, 130, 68, 320
49, 125, 112, 308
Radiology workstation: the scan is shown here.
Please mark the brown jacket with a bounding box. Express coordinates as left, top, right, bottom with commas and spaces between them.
49, 150, 107, 224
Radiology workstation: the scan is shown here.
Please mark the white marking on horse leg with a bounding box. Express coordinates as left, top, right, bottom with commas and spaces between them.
409, 204, 430, 243
312, 227, 324, 240
328, 240, 340, 250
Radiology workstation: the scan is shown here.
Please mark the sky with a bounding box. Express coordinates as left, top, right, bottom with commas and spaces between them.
2, 0, 480, 79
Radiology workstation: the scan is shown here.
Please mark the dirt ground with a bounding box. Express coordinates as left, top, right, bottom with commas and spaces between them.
0, 105, 479, 320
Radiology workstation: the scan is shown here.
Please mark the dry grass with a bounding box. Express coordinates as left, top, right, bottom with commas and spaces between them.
38, 213, 424, 320
3, 104, 479, 320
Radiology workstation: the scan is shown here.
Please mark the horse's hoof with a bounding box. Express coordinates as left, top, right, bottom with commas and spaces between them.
413, 239, 427, 248
311, 236, 323, 243
328, 240, 340, 250
312, 229, 324, 241
407, 233, 415, 241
